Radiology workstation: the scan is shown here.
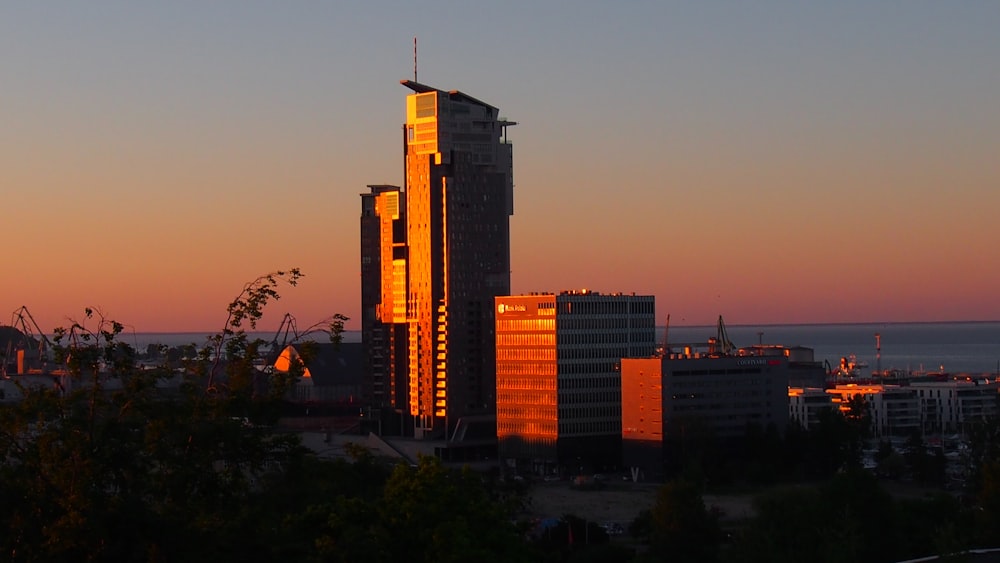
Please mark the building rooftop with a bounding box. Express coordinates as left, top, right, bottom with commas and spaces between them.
400, 79, 496, 110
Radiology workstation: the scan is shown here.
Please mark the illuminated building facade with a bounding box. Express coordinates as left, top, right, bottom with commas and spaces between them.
401, 80, 515, 435
788, 387, 834, 430
826, 384, 920, 438
802, 378, 998, 438
908, 378, 997, 434
621, 352, 790, 480
360, 185, 408, 413
496, 291, 656, 472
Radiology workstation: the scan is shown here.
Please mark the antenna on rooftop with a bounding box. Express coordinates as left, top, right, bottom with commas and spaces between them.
660, 314, 671, 356
875, 332, 881, 377
413, 37, 418, 82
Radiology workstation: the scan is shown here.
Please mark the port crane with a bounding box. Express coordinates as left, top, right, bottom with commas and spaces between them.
715, 315, 735, 356
2, 306, 52, 377
658, 314, 671, 356
268, 313, 301, 360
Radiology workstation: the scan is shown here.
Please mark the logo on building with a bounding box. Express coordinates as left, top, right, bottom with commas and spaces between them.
497, 303, 526, 314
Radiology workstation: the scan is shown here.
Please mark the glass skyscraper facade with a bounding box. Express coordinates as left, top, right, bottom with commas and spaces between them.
362, 81, 515, 437
496, 291, 656, 471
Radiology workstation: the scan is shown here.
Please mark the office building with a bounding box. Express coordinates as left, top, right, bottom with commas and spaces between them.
495, 291, 656, 473
621, 339, 790, 480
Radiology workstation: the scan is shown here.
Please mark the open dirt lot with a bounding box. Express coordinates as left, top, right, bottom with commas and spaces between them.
525, 481, 756, 525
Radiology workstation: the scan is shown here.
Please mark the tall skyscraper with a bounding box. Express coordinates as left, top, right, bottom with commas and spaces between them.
360, 185, 407, 412
403, 80, 515, 436
362, 81, 515, 437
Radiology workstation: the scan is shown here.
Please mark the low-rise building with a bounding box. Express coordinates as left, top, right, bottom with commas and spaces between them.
822, 378, 999, 437
274, 342, 364, 404
788, 387, 833, 429
621, 343, 790, 480
826, 384, 920, 438
911, 378, 999, 434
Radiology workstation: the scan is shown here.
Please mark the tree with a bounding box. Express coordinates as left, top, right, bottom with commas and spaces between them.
0, 270, 540, 561
644, 479, 722, 563
376, 456, 530, 563
805, 405, 864, 477
727, 469, 970, 563
0, 270, 338, 561
843, 394, 871, 440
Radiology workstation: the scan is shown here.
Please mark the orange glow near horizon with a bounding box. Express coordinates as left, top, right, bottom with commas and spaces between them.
5, 5, 1000, 333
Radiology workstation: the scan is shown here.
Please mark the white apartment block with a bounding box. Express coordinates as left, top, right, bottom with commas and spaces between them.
788, 387, 833, 430
789, 379, 998, 437
911, 378, 999, 434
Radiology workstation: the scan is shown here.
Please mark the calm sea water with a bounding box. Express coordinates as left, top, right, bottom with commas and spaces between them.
111, 330, 360, 351
115, 322, 1000, 376
665, 322, 1000, 376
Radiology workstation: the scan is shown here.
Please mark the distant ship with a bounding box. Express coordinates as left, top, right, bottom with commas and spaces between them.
831, 354, 867, 378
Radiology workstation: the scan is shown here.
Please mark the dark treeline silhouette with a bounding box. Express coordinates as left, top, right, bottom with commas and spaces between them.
3, 271, 1000, 561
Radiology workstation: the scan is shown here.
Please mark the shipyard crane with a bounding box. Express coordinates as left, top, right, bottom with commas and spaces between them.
3, 306, 52, 377
660, 314, 671, 356
267, 313, 300, 363
715, 315, 735, 356
272, 313, 299, 348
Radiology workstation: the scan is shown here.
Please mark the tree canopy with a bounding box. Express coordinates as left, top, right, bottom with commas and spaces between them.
0, 270, 527, 562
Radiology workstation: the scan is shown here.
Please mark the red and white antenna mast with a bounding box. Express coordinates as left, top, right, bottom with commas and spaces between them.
875, 332, 881, 376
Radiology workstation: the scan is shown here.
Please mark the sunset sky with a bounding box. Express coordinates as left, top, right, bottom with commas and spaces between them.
3, 2, 999, 333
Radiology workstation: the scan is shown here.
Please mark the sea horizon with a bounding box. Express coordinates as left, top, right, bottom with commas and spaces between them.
91, 320, 1000, 376
107, 318, 1000, 336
